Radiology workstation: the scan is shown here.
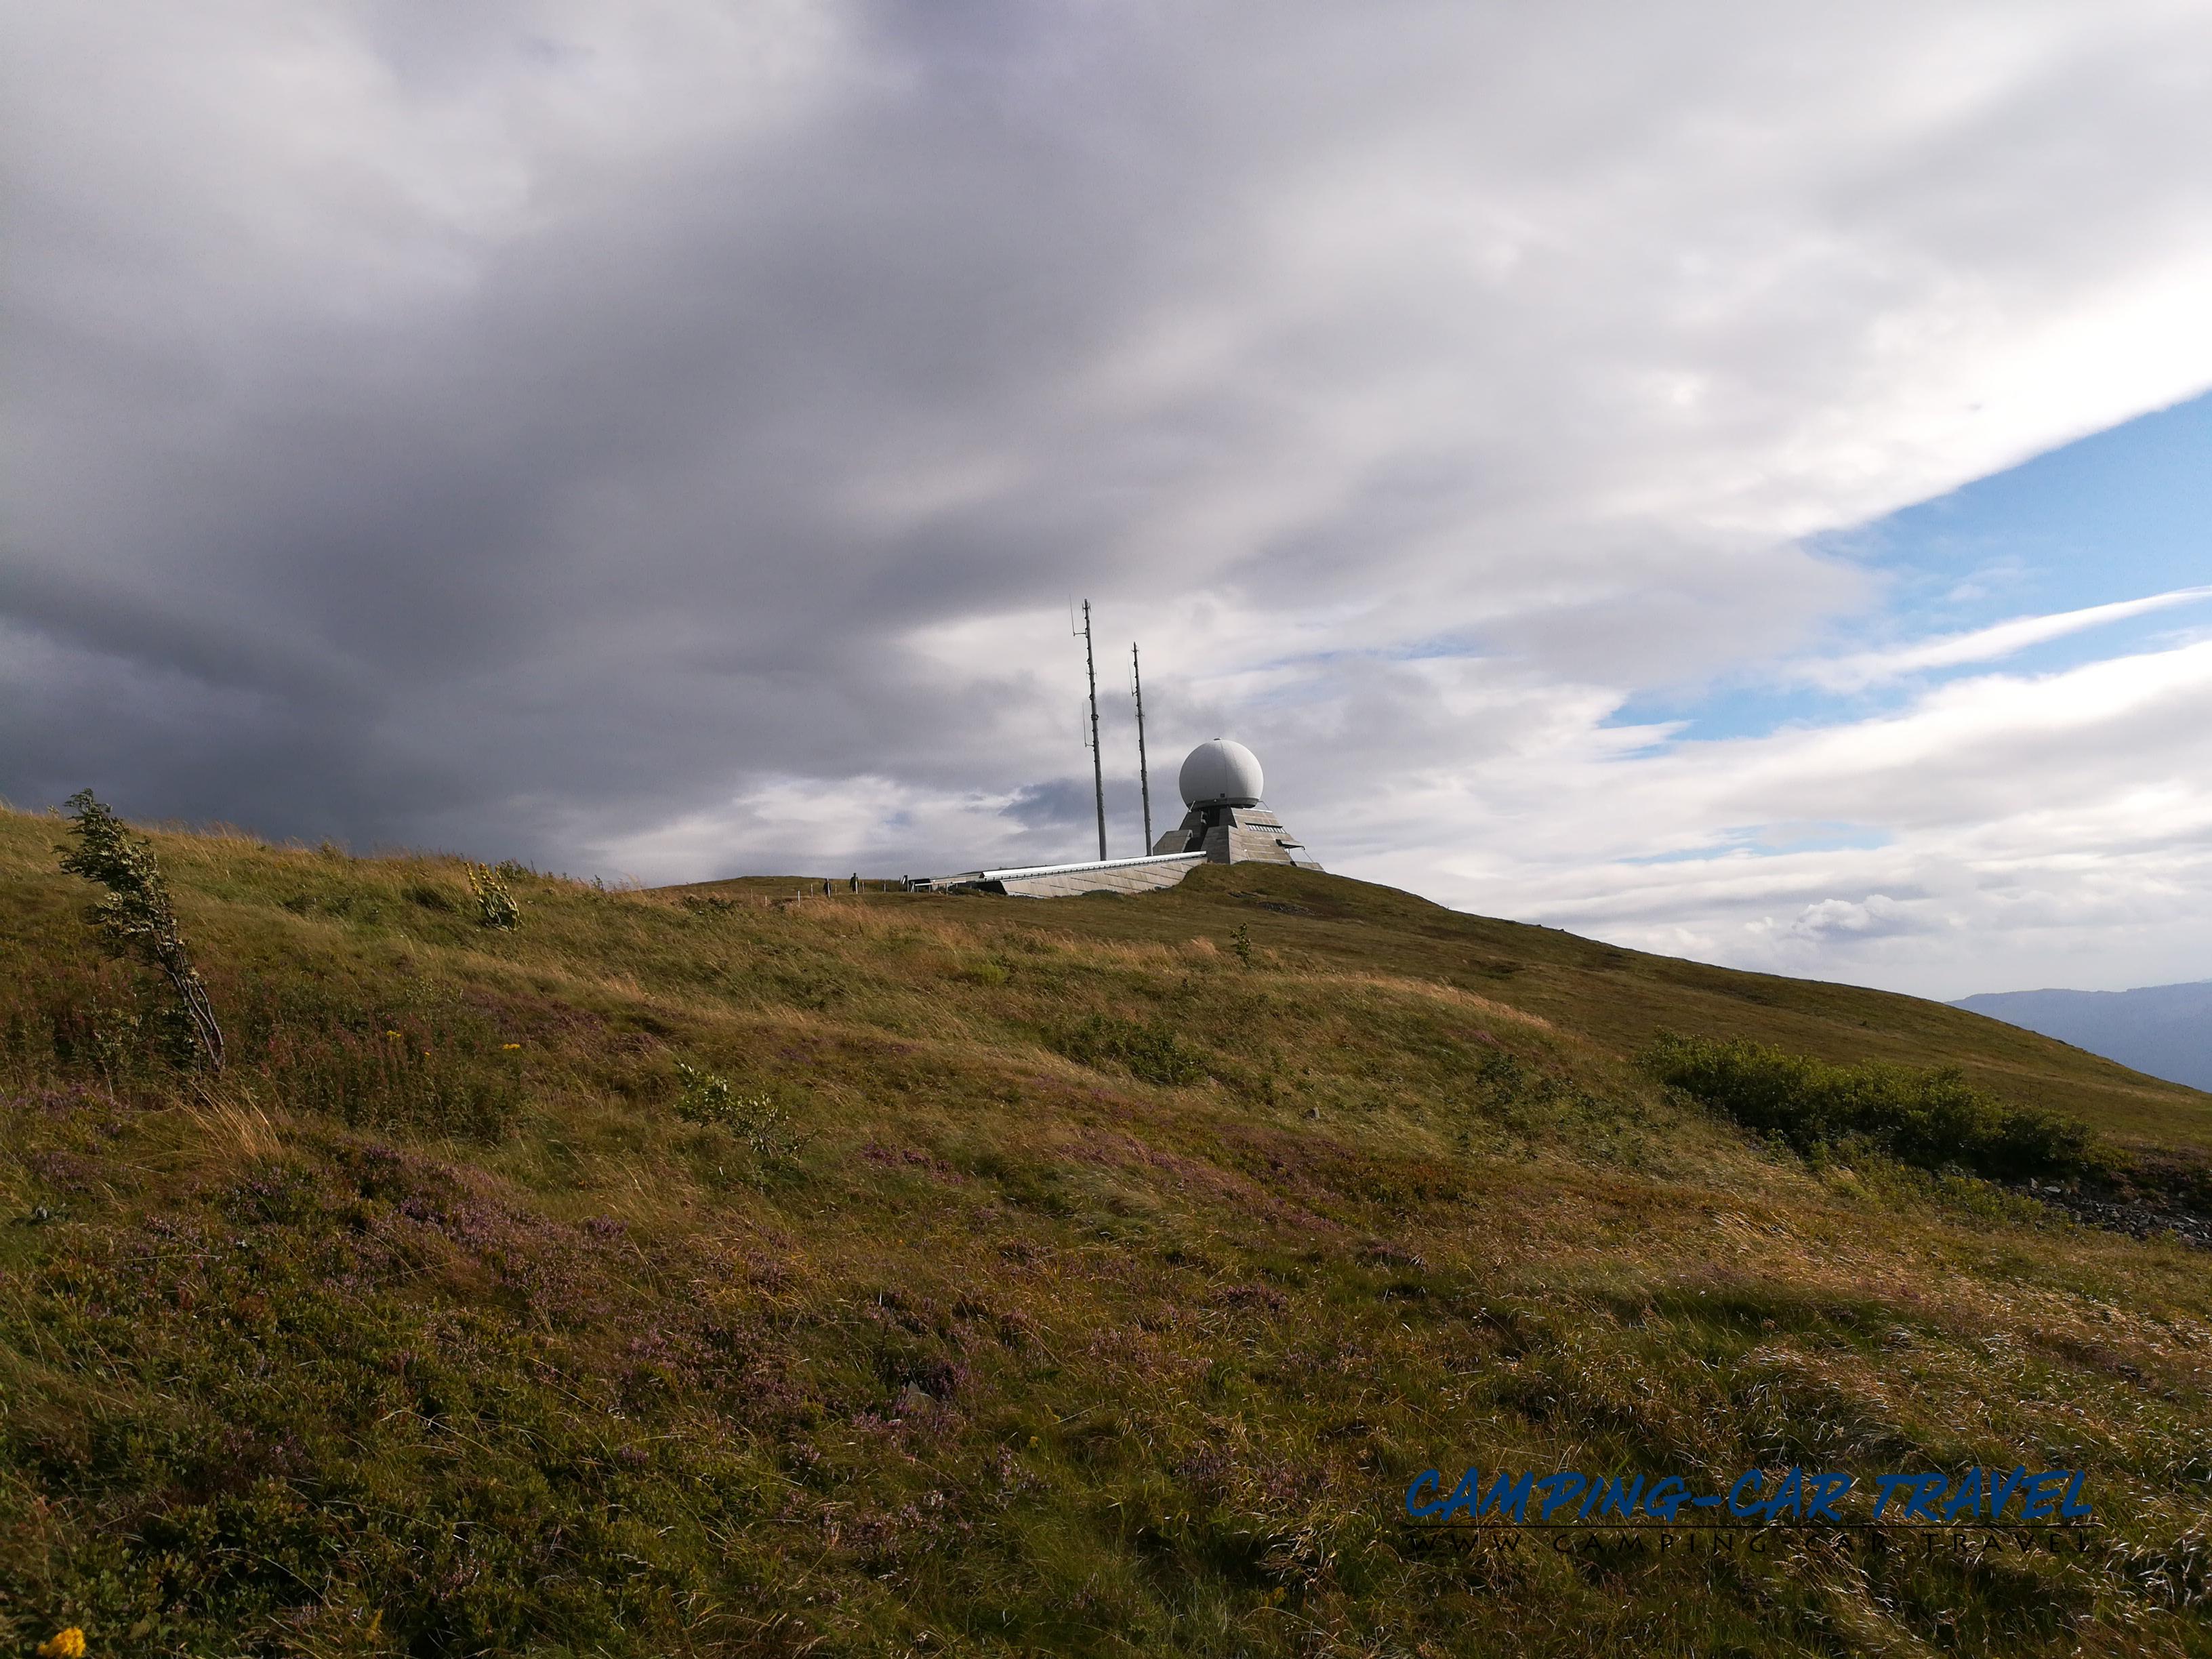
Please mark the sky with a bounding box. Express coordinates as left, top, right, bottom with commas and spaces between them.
5, 0, 2212, 1000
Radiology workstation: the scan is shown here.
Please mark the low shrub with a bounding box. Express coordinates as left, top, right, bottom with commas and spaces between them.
466, 863, 521, 930
670, 1061, 806, 1163
1642, 1032, 2094, 1180
1052, 1015, 1206, 1086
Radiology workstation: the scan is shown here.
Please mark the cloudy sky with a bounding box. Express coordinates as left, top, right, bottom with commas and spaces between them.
7, 0, 2212, 1000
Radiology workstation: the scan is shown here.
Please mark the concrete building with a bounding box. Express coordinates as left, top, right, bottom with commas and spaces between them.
928, 739, 1321, 897
1147, 739, 1323, 869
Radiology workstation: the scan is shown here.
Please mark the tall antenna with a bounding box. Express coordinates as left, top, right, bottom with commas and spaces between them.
1131, 642, 1153, 852
1076, 600, 1107, 860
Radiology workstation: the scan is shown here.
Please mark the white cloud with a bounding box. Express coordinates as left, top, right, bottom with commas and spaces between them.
1790, 588, 2212, 691
1760, 894, 1927, 945
1361, 638, 2212, 996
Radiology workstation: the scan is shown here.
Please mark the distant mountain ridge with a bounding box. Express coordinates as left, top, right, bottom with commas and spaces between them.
1952, 980, 2212, 1091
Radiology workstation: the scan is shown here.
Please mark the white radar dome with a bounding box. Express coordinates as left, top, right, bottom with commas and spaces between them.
1179, 739, 1265, 808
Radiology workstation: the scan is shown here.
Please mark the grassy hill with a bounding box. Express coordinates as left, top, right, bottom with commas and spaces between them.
3, 805, 2210, 1657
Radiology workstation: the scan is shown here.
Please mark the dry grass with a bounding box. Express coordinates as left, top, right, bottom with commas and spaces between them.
2, 808, 2211, 1656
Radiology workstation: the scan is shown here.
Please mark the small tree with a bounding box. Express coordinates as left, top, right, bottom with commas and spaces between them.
56, 790, 224, 1073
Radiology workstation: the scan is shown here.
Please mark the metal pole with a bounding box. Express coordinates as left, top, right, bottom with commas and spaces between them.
1080, 600, 1107, 861
1132, 642, 1153, 852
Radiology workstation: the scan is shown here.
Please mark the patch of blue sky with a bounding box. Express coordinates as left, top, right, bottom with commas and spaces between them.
1619, 823, 1894, 865
1616, 607, 2212, 741
1827, 388, 2212, 624
1610, 387, 2212, 743
1610, 681, 1868, 744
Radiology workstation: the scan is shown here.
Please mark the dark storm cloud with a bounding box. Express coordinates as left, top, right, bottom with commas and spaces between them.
6, 0, 2212, 930
5, 0, 1250, 860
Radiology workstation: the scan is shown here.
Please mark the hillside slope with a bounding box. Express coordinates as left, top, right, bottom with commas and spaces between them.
3, 806, 2211, 1658
1955, 981, 2212, 1094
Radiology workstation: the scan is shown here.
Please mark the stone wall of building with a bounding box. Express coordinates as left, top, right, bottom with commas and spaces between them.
1152, 804, 1322, 870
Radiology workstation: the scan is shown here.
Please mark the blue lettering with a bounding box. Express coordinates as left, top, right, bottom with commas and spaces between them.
1988, 1465, 2030, 1519
1437, 1466, 1485, 1520
1941, 1470, 1983, 1522
2019, 1472, 2069, 1521
2060, 1471, 2093, 1519
1757, 1467, 1804, 1521
1803, 1473, 1851, 1522
1871, 1474, 1921, 1519
1587, 1474, 1645, 1518
1900, 1475, 1948, 1521
1536, 1473, 1586, 1522
1404, 1469, 1444, 1518
1645, 1477, 1690, 1521
1727, 1470, 1765, 1517
1481, 1470, 1535, 1522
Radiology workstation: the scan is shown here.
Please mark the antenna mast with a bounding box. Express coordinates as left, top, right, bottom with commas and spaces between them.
1131, 642, 1153, 852
1078, 600, 1107, 861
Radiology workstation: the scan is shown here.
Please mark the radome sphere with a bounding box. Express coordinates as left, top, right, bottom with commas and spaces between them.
1179, 739, 1265, 808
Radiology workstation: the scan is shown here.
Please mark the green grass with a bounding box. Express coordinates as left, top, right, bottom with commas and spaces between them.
3, 806, 2211, 1656
1642, 1032, 2099, 1181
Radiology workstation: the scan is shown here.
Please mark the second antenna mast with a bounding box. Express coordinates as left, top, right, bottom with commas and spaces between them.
1132, 642, 1152, 852
1078, 600, 1107, 861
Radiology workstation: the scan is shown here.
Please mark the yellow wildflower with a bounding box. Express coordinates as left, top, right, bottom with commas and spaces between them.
501, 1043, 521, 1050
38, 1630, 87, 1659
384, 1029, 401, 1039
